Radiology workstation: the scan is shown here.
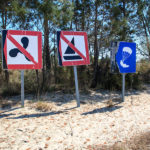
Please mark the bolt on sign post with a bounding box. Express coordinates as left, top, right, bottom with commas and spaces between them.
57, 31, 90, 107
114, 41, 136, 102
2, 30, 42, 107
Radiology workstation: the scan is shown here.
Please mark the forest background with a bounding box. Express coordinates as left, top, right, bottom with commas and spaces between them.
0, 0, 150, 98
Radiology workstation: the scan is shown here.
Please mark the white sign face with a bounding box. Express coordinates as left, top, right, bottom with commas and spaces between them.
57, 31, 90, 66
2, 30, 42, 69
7, 35, 38, 65
60, 35, 86, 62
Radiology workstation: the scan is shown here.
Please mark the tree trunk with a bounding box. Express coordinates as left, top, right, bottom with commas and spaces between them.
2, 10, 9, 86
142, 16, 150, 60
53, 31, 58, 84
122, 0, 127, 41
44, 18, 51, 70
91, 0, 99, 88
78, 0, 86, 89
41, 15, 51, 93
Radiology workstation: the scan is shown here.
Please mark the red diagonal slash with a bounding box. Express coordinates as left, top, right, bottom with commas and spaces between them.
60, 33, 86, 60
7, 34, 38, 65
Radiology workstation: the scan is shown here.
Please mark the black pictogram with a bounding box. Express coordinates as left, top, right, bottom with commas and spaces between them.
63, 37, 82, 60
9, 37, 30, 61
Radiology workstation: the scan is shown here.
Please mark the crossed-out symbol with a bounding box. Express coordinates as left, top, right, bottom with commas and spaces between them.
9, 37, 30, 61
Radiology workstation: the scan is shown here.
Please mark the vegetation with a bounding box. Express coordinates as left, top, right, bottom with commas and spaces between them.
0, 0, 150, 97
33, 101, 54, 112
96, 132, 150, 150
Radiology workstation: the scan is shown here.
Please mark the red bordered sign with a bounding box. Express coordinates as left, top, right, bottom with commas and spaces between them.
57, 31, 90, 66
2, 30, 42, 69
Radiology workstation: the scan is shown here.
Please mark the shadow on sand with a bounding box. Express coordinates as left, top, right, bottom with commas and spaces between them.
0, 107, 21, 119
81, 105, 122, 115
7, 110, 67, 119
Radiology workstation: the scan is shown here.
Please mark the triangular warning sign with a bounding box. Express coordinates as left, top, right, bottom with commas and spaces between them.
63, 37, 82, 60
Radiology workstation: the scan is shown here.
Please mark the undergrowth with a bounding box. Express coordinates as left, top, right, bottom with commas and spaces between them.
33, 101, 54, 112
95, 132, 150, 150
0, 59, 149, 97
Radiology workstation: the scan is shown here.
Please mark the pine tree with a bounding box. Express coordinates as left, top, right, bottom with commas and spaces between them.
135, 0, 150, 60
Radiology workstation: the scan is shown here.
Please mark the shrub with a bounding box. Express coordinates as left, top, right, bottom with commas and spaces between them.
33, 101, 54, 112
1, 83, 20, 97
137, 60, 150, 84
94, 132, 150, 150
24, 70, 38, 94
126, 73, 142, 90
94, 58, 143, 91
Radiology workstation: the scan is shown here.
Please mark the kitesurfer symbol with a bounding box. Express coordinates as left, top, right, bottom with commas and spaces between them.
9, 37, 30, 61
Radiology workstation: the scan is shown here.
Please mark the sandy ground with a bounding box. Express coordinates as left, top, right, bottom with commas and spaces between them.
0, 86, 150, 150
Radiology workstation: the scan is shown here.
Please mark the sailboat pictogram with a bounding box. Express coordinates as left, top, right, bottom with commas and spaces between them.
63, 37, 82, 60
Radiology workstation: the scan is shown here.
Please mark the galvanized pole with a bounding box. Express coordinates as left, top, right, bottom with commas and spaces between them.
122, 73, 125, 102
21, 70, 24, 107
73, 66, 80, 107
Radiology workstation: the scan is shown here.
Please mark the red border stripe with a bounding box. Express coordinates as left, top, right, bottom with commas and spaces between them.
7, 34, 38, 65
58, 31, 90, 66
60, 33, 86, 60
3, 30, 42, 69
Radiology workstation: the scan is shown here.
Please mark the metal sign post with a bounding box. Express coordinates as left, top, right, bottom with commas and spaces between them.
57, 31, 90, 107
115, 41, 136, 102
122, 73, 125, 102
21, 70, 24, 107
73, 66, 80, 107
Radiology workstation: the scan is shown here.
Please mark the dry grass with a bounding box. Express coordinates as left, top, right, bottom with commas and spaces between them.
106, 99, 114, 107
129, 131, 150, 150
105, 97, 122, 107
33, 101, 55, 112
0, 99, 20, 109
96, 132, 150, 150
0, 99, 12, 109
137, 61, 150, 73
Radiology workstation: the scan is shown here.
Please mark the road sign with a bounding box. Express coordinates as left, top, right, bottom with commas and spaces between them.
110, 41, 119, 73
2, 30, 42, 69
57, 31, 90, 66
116, 42, 136, 73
